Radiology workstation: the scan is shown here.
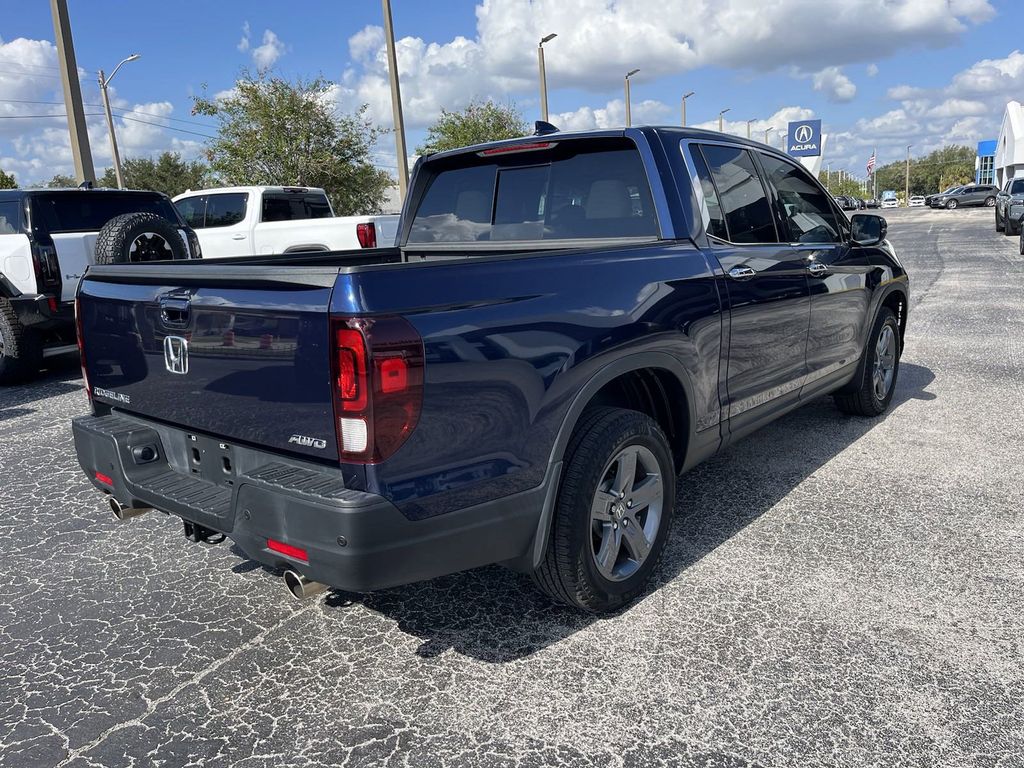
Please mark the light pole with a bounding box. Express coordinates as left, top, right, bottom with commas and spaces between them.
681, 91, 694, 127
98, 53, 140, 189
538, 33, 556, 122
746, 119, 755, 140
765, 126, 774, 146
382, 0, 409, 202
718, 108, 731, 133
905, 144, 912, 207
624, 69, 640, 127
51, 0, 95, 183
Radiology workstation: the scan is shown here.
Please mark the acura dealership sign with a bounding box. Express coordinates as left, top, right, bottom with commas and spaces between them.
787, 120, 822, 157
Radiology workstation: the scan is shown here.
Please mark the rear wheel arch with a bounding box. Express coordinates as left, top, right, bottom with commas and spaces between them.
548, 353, 697, 477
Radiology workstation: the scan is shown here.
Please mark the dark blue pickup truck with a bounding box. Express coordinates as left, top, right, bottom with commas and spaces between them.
72, 127, 908, 613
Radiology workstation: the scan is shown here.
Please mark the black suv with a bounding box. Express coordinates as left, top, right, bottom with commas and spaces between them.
0, 188, 198, 384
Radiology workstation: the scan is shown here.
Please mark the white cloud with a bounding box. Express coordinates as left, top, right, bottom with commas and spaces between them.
812, 66, 857, 103
552, 99, 671, 130
867, 63, 879, 77
252, 29, 286, 70
237, 21, 250, 53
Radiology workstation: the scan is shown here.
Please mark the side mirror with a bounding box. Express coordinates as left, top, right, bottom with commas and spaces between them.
851, 213, 887, 246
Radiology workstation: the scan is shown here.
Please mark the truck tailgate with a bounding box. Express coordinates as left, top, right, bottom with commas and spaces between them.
78, 264, 341, 461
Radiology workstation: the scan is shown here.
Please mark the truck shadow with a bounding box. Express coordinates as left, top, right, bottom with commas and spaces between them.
329, 363, 936, 662
0, 354, 82, 420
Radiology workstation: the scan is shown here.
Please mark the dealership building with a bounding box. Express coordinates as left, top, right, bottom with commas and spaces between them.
993, 100, 1024, 187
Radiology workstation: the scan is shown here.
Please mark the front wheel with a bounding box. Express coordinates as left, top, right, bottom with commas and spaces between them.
835, 308, 901, 417
996, 210, 1004, 232
945, 199, 958, 209
985, 196, 996, 207
532, 407, 675, 613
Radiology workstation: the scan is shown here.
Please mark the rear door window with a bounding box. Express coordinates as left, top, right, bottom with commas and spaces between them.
687, 146, 728, 241
204, 193, 247, 227
698, 144, 778, 244
31, 192, 180, 233
174, 195, 206, 228
1011, 179, 1024, 195
0, 200, 21, 234
407, 138, 658, 243
261, 193, 333, 222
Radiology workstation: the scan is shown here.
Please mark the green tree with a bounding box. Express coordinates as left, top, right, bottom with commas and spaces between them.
872, 145, 975, 197
193, 71, 391, 215
417, 99, 530, 155
98, 152, 209, 197
45, 173, 78, 188
0, 167, 16, 189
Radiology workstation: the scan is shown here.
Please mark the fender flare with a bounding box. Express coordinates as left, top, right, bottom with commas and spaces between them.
0, 272, 22, 299
526, 351, 699, 569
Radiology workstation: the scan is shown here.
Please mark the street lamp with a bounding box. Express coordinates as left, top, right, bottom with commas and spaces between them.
624, 69, 640, 127
681, 90, 694, 127
382, 0, 408, 202
746, 119, 755, 139
718, 107, 731, 133
905, 144, 912, 207
765, 126, 774, 146
538, 33, 557, 122
97, 53, 140, 189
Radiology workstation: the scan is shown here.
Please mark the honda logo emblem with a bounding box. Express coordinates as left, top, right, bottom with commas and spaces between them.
164, 335, 189, 375
794, 124, 813, 143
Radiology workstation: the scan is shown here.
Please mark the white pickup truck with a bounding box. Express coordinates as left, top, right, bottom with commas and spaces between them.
172, 186, 399, 258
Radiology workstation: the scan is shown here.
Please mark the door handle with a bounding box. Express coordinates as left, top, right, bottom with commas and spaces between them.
728, 266, 756, 280
231, 234, 247, 240
807, 262, 829, 277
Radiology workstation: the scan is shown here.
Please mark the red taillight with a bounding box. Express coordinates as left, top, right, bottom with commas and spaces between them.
75, 297, 91, 403
95, 471, 113, 486
330, 316, 424, 463
47, 296, 58, 313
267, 538, 308, 562
356, 222, 377, 248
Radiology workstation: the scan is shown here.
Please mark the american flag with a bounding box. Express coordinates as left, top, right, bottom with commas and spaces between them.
866, 150, 876, 176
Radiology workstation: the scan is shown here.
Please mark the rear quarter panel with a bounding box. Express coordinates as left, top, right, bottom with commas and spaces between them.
335, 244, 724, 520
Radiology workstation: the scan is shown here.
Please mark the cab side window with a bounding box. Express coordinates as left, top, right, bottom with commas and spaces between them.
697, 144, 778, 244
758, 153, 841, 244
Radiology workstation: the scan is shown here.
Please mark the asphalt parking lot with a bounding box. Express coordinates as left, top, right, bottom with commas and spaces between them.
2, 207, 1022, 767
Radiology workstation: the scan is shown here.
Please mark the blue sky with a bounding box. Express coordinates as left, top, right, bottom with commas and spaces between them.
2, 0, 1022, 185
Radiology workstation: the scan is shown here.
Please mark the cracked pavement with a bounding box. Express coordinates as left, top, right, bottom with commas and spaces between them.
1, 208, 1022, 767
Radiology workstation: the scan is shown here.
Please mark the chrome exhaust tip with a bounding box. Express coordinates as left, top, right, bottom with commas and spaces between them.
108, 496, 152, 521
283, 569, 328, 600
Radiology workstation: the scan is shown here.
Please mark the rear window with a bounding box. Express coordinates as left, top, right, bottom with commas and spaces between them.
408, 138, 658, 244
31, 192, 180, 233
0, 200, 21, 234
261, 193, 333, 222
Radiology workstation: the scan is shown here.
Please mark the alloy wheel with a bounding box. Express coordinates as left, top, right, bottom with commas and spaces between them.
590, 444, 663, 582
128, 232, 173, 262
873, 325, 897, 401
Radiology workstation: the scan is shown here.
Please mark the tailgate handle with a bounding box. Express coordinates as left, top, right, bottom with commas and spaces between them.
159, 296, 191, 328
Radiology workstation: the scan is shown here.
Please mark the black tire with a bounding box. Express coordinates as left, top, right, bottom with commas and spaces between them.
0, 298, 42, 385
1019, 232, 1024, 256
94, 212, 187, 265
834, 308, 901, 417
532, 407, 676, 613
1008, 217, 1019, 237
996, 210, 1004, 232
945, 199, 957, 210
985, 196, 996, 207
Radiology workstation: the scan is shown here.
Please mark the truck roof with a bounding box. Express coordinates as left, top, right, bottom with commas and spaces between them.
422, 125, 796, 164
172, 186, 328, 201
0, 187, 168, 201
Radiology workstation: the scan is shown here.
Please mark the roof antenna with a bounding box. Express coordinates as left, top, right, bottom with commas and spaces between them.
534, 120, 559, 136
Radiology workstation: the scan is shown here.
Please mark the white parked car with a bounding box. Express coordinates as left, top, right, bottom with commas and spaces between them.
908, 195, 925, 207
172, 186, 399, 259
881, 198, 899, 209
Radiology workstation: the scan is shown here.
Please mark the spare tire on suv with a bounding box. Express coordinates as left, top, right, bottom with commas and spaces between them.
95, 212, 188, 265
